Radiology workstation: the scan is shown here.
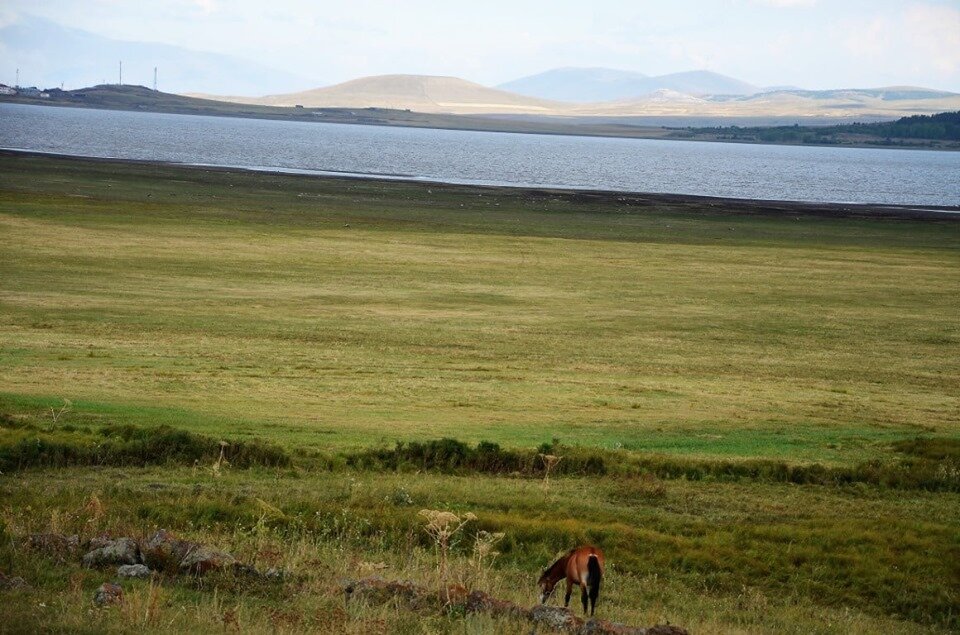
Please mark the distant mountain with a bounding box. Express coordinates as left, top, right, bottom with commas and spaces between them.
199, 73, 960, 118
649, 71, 759, 97
497, 67, 760, 101
0, 14, 313, 95
496, 67, 650, 102
567, 87, 960, 118
198, 74, 561, 115
752, 86, 960, 101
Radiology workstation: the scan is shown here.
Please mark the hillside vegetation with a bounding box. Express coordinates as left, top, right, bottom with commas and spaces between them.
679, 111, 960, 147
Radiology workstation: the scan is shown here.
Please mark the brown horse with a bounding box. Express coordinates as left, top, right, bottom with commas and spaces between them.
537, 545, 605, 616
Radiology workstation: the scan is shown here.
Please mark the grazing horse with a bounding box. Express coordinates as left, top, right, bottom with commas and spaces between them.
537, 545, 605, 616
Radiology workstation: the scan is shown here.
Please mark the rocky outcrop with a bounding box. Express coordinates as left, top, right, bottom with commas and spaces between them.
179, 545, 236, 575
82, 537, 141, 568
343, 577, 688, 635
141, 529, 197, 573
20, 529, 262, 580
142, 529, 242, 575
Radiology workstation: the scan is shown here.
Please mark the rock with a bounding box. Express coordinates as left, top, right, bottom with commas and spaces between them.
141, 529, 244, 576
179, 545, 236, 575
93, 582, 123, 606
141, 529, 196, 573
341, 577, 689, 635
86, 534, 116, 551
580, 616, 691, 635
0, 572, 28, 590
530, 605, 580, 632
82, 538, 140, 568
117, 564, 152, 579
23, 533, 79, 561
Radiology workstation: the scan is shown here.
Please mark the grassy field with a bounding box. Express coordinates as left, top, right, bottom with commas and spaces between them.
0, 152, 958, 633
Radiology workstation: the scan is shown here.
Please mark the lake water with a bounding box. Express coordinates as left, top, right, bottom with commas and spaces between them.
1, 102, 958, 206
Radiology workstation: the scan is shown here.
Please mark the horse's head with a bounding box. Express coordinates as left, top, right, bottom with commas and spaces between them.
537, 569, 557, 604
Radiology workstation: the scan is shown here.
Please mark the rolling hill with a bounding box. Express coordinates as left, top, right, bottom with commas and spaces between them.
496, 67, 650, 102
198, 74, 562, 115
193, 74, 960, 119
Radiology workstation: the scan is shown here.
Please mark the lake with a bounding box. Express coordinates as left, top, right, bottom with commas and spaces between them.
1, 102, 958, 206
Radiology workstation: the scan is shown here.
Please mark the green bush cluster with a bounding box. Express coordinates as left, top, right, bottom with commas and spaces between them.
3, 416, 957, 492
344, 438, 607, 476
630, 452, 960, 492
0, 422, 290, 471
336, 436, 959, 492
687, 110, 960, 144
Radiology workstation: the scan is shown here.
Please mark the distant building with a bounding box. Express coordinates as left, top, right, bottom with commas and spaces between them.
0, 84, 16, 96
19, 86, 41, 97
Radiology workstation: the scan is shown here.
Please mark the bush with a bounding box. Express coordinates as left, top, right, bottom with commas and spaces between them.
344, 438, 606, 476
0, 423, 291, 471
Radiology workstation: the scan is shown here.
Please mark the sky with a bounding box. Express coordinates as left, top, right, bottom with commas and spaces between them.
2, 0, 959, 92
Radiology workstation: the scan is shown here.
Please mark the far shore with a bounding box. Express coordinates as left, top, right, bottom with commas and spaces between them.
2, 86, 957, 151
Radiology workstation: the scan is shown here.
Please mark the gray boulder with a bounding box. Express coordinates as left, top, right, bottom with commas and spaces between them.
179, 545, 236, 574
142, 529, 238, 575
117, 564, 152, 579
82, 537, 140, 568
141, 529, 195, 573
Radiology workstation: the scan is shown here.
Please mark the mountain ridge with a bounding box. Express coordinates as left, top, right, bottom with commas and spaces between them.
497, 67, 760, 102
192, 73, 960, 119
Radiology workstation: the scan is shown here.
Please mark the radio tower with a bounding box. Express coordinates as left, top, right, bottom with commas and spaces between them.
153, 67, 158, 91
119, 61, 122, 86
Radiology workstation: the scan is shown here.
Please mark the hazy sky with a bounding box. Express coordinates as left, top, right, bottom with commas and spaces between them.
3, 0, 959, 91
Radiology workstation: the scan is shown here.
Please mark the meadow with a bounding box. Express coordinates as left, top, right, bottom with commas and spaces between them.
0, 152, 957, 633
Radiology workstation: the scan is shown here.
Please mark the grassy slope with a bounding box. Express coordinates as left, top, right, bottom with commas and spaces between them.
0, 153, 958, 633
3, 467, 958, 634
1, 154, 957, 461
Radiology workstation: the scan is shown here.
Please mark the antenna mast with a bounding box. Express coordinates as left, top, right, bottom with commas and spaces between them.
153, 67, 158, 91
15, 68, 19, 88
119, 61, 122, 86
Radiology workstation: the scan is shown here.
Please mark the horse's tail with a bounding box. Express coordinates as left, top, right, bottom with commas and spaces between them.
587, 554, 602, 603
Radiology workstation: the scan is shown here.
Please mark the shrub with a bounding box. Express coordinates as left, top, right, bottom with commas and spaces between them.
0, 423, 290, 471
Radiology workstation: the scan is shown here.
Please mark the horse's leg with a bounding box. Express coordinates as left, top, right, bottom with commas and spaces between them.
581, 585, 589, 615
589, 579, 599, 616
564, 579, 572, 607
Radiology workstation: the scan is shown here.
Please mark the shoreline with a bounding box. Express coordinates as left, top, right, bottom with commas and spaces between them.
3, 148, 958, 220
2, 96, 957, 153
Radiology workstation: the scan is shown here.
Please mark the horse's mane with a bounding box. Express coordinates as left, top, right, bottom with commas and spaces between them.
539, 549, 576, 583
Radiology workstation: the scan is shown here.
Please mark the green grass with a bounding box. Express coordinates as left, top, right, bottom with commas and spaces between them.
0, 153, 958, 632
2, 466, 957, 633
1, 154, 957, 460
